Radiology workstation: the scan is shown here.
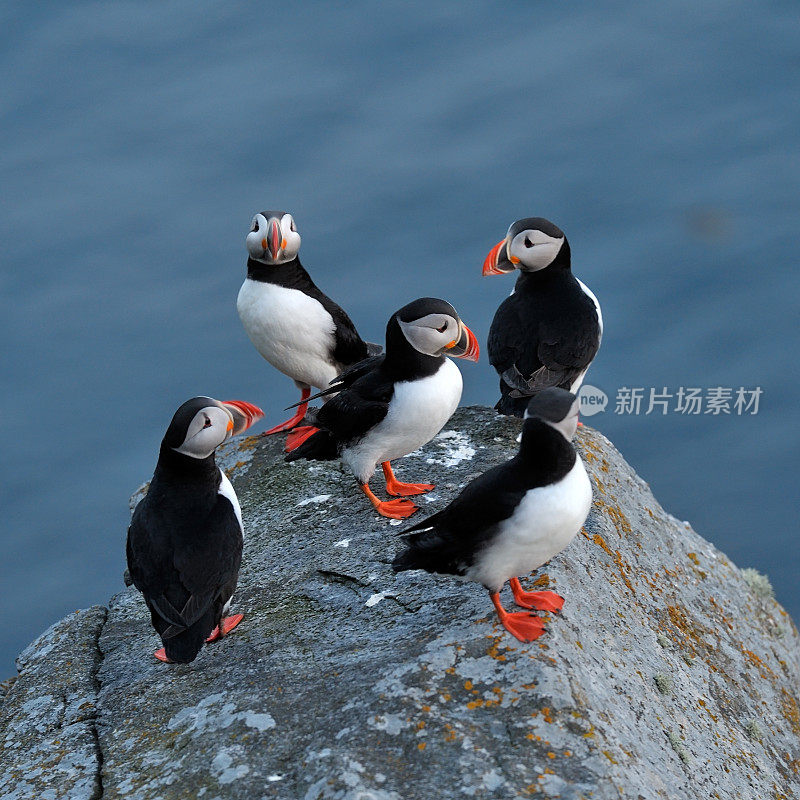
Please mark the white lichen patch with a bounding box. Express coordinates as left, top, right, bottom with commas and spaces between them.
168, 693, 275, 738
243, 712, 276, 732
369, 713, 410, 735
7, 694, 63, 738
334, 538, 351, 548
741, 567, 775, 600
366, 592, 387, 607
424, 430, 476, 467
211, 747, 250, 784
297, 495, 332, 507
654, 673, 674, 695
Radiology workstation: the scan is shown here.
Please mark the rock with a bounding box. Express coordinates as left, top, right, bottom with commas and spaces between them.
1, 406, 798, 799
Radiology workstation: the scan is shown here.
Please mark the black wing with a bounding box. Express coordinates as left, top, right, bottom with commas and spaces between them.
127, 494, 243, 639
313, 366, 394, 445
279, 257, 376, 369
302, 286, 371, 367
393, 460, 529, 576
487, 295, 524, 376
489, 287, 600, 397
286, 354, 385, 408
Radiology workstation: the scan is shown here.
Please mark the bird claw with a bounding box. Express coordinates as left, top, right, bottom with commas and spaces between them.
385, 481, 435, 497
512, 589, 565, 613
284, 426, 319, 452
153, 648, 172, 663
205, 613, 244, 643
374, 497, 419, 519
499, 612, 547, 643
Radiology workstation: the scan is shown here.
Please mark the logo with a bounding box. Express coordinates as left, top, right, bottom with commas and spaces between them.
578, 384, 608, 416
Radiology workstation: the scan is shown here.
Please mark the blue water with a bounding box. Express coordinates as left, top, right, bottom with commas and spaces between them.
1, 0, 798, 675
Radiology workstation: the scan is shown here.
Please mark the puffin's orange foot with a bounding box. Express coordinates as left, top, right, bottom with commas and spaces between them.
499, 612, 547, 643
153, 647, 172, 663
265, 388, 311, 435
512, 589, 564, 613
381, 461, 434, 496
285, 426, 319, 452
206, 613, 244, 643
509, 578, 564, 612
373, 497, 419, 519
385, 480, 435, 497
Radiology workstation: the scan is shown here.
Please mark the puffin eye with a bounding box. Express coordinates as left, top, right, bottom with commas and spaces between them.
524, 237, 533, 248
436, 322, 447, 333
251, 220, 259, 232
203, 416, 212, 428
290, 220, 296, 232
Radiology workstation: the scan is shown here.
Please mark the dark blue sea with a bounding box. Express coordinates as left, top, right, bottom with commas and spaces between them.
1, 0, 798, 674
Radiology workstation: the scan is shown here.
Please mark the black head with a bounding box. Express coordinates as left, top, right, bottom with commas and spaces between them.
162, 396, 264, 460
483, 216, 570, 275
246, 209, 301, 264
388, 297, 479, 362
523, 388, 580, 440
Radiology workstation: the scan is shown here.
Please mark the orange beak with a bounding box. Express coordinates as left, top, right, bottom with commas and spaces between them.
269, 219, 282, 260
222, 400, 264, 436
482, 238, 516, 276
445, 323, 480, 362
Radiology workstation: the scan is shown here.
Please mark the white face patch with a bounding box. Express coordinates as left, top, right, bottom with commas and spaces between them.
173, 405, 232, 459
245, 213, 301, 264
397, 313, 459, 356
508, 228, 564, 271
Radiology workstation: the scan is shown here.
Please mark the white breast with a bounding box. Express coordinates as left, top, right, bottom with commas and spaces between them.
467, 457, 591, 593
217, 469, 243, 535
577, 278, 603, 338
567, 279, 603, 393
341, 358, 463, 483
237, 278, 341, 390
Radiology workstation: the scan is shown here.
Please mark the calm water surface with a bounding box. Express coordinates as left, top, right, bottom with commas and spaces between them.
1, 0, 798, 674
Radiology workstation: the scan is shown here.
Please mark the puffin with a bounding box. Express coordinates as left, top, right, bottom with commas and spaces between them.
285, 297, 479, 519
126, 396, 263, 663
237, 210, 380, 439
393, 388, 591, 643
483, 217, 602, 417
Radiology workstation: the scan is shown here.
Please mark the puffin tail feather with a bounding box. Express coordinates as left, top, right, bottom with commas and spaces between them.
392, 530, 461, 576
160, 609, 217, 664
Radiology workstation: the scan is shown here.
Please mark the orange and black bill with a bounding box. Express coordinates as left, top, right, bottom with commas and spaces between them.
222, 401, 264, 435
482, 238, 516, 276
446, 323, 480, 362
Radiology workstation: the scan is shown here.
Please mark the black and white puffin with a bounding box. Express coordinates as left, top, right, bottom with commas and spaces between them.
285, 298, 479, 519
237, 210, 379, 439
483, 217, 602, 417
393, 388, 591, 643
126, 396, 263, 663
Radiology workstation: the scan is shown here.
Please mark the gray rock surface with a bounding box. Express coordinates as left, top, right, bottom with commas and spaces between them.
1, 406, 799, 799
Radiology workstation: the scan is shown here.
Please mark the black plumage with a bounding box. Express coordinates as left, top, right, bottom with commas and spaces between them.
285, 298, 453, 463
486, 218, 602, 417
393, 388, 590, 643
126, 397, 258, 663
285, 297, 478, 519
245, 254, 376, 368
393, 406, 576, 581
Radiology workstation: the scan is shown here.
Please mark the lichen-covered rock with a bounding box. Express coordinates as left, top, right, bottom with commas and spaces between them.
1, 407, 799, 799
